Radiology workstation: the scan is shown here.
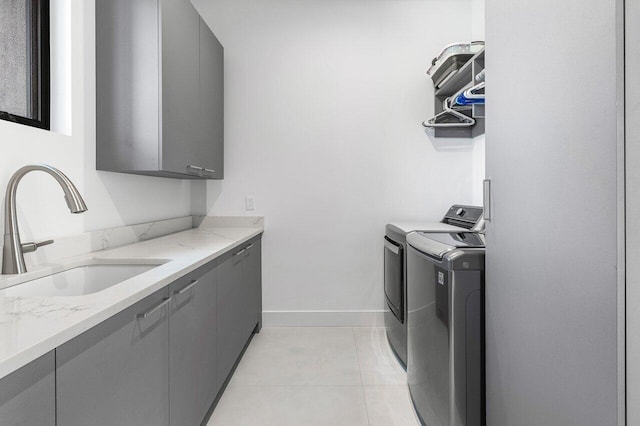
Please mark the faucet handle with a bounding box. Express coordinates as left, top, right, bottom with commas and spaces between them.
21, 240, 54, 254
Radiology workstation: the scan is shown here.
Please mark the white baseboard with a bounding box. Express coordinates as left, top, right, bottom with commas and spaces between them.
262, 310, 386, 327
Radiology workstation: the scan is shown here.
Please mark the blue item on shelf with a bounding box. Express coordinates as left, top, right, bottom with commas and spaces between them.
454, 93, 485, 106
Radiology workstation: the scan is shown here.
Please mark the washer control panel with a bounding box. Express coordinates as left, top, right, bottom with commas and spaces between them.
442, 205, 484, 230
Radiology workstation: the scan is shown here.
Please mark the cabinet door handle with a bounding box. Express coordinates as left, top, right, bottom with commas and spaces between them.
187, 165, 215, 178
246, 244, 254, 250
137, 297, 170, 319
187, 165, 204, 177
174, 279, 198, 296
234, 248, 247, 257
483, 179, 492, 222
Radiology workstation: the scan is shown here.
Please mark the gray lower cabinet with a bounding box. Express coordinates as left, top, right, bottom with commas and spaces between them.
217, 236, 263, 386
217, 248, 246, 385
0, 351, 55, 426
169, 264, 219, 426
243, 239, 262, 335
1, 236, 262, 426
56, 288, 170, 426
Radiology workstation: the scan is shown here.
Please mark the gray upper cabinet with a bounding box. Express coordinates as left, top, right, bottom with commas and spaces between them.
0, 352, 55, 426
198, 17, 225, 179
56, 288, 170, 426
96, 0, 224, 179
159, 0, 201, 176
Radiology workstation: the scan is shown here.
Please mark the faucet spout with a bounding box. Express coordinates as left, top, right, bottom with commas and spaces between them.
2, 164, 88, 275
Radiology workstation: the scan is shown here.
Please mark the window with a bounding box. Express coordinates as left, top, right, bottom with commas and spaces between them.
0, 0, 50, 129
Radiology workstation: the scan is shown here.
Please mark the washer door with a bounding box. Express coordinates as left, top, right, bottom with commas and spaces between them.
384, 236, 404, 323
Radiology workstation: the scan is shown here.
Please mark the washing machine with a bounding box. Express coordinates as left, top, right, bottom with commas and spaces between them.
384, 205, 483, 368
406, 231, 485, 426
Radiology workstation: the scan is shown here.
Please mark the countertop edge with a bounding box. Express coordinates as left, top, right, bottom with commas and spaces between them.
0, 227, 263, 380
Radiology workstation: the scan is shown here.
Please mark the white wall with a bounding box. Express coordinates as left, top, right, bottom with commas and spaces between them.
471, 135, 485, 205
0, 0, 483, 324
193, 0, 478, 324
0, 0, 193, 245
471, 0, 485, 41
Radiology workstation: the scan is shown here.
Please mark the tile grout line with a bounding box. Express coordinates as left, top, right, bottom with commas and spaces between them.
352, 327, 372, 426
351, 327, 365, 387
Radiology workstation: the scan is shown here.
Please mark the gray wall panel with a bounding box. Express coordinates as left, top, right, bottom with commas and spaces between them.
626, 0, 640, 422
485, 0, 621, 424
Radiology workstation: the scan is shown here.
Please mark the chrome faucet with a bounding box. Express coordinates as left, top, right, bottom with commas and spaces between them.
2, 165, 88, 274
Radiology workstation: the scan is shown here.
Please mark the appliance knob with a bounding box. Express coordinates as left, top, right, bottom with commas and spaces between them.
456, 208, 465, 216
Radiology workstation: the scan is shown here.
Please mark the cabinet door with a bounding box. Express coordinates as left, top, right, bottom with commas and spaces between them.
56, 288, 170, 426
198, 17, 224, 178
170, 266, 219, 426
160, 0, 201, 176
485, 1, 619, 424
95, 0, 161, 173
243, 239, 262, 335
217, 250, 245, 384
0, 352, 55, 426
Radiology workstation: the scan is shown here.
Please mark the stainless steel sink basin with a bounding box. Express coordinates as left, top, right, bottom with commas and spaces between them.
3, 261, 166, 297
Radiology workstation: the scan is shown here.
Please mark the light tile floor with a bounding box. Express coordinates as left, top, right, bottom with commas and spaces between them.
207, 327, 421, 426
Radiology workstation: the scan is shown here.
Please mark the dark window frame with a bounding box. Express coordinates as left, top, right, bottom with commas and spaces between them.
0, 0, 50, 130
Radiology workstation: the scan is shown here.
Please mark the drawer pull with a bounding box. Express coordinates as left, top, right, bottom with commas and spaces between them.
137, 297, 170, 319
234, 248, 247, 257
174, 279, 198, 296
246, 244, 254, 250
187, 165, 204, 177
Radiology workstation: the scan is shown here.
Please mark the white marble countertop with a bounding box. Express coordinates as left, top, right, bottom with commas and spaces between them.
0, 224, 263, 380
